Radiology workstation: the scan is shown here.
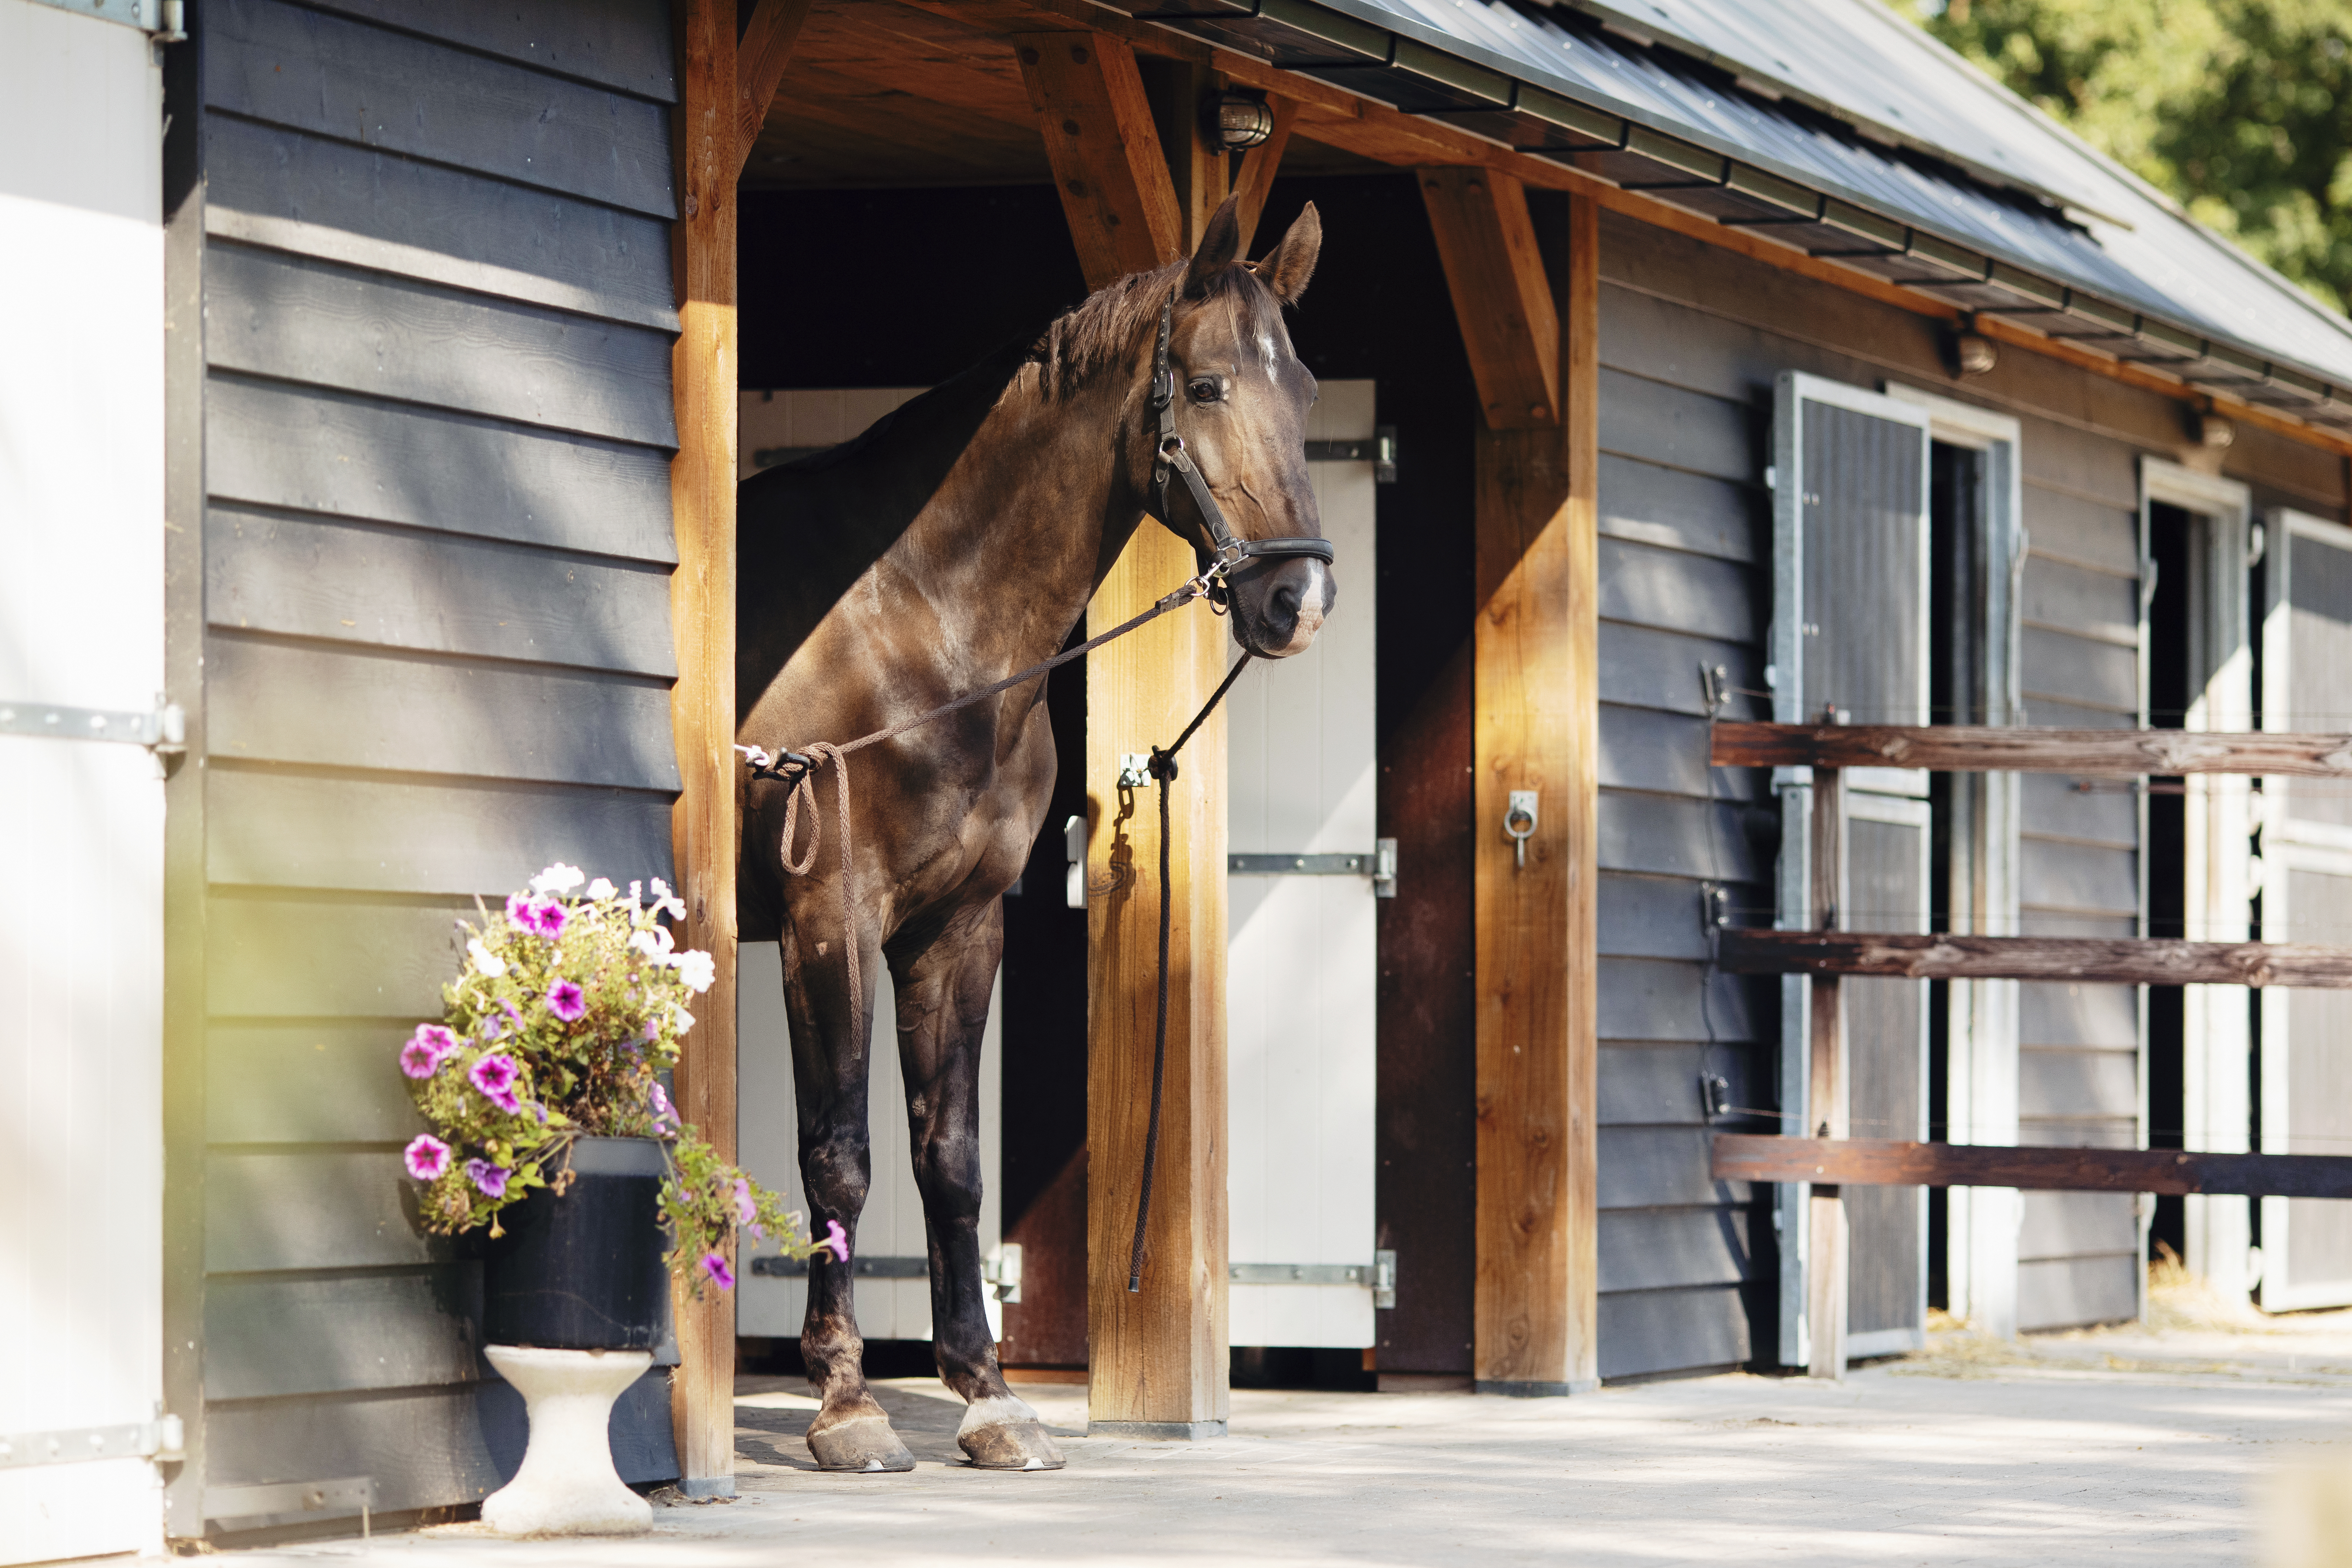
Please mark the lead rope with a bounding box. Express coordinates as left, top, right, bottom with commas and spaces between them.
1127, 651, 1254, 1293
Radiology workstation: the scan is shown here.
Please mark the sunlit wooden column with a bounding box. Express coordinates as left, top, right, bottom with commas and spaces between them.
1423, 169, 1599, 1394
668, 0, 740, 1495
1015, 27, 1231, 1438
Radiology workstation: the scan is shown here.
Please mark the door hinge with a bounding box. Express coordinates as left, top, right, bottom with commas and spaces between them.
0, 1414, 183, 1469
1230, 1251, 1396, 1308
1, 698, 185, 773
1228, 840, 1398, 898
1303, 425, 1397, 483
985, 1242, 1023, 1304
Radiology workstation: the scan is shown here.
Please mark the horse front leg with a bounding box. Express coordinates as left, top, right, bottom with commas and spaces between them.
895, 899, 1066, 1471
781, 918, 915, 1473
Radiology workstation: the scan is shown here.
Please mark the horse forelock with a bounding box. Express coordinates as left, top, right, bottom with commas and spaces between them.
1025, 260, 1281, 402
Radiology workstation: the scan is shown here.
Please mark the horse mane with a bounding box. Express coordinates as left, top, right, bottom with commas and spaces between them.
1025, 259, 1272, 401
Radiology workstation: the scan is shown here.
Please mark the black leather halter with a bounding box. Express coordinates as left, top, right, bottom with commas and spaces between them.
1148, 286, 1337, 584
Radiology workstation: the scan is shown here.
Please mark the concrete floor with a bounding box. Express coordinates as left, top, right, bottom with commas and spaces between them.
209, 1308, 2352, 1568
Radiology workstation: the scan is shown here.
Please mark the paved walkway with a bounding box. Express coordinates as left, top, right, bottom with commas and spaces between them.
221, 1312, 2352, 1568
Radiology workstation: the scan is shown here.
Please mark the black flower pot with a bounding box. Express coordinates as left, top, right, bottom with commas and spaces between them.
483, 1136, 670, 1351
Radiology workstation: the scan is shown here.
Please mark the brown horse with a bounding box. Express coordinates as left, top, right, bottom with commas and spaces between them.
736, 198, 1331, 1471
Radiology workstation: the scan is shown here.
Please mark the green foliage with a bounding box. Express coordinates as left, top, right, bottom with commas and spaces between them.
1889, 0, 2352, 312
398, 865, 830, 1293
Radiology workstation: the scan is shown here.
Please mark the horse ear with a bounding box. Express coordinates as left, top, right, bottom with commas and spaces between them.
1251, 201, 1321, 305
1181, 196, 1244, 298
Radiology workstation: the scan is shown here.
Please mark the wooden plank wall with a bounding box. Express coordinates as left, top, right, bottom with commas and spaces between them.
191, 0, 683, 1522
1584, 206, 2345, 1364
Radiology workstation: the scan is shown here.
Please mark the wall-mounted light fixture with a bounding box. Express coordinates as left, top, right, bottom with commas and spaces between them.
1946, 313, 1997, 379
1204, 92, 1274, 150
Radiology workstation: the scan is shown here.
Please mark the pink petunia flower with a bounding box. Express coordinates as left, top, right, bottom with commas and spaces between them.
700, 1252, 734, 1291
464, 1158, 509, 1198
400, 1039, 442, 1079
546, 980, 586, 1022
530, 899, 569, 939
824, 1219, 849, 1264
469, 1053, 523, 1113
504, 892, 533, 928
731, 1177, 756, 1226
404, 1135, 451, 1181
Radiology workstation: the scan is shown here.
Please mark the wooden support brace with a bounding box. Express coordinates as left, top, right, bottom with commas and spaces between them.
1419, 168, 1560, 430
735, 0, 816, 175
1711, 721, 2352, 777
1228, 95, 1298, 257
1805, 766, 1846, 1383
668, 0, 740, 1495
1014, 31, 1185, 288
1714, 1136, 2352, 1200
1453, 189, 1597, 1395
1717, 929, 2352, 988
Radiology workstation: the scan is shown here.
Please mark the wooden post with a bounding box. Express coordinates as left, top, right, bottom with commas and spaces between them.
1806, 765, 1848, 1380
1425, 170, 1598, 1394
1021, 26, 1228, 1438
668, 0, 740, 1496
735, 0, 815, 175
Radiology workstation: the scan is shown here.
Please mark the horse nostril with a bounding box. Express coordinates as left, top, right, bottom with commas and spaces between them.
1271, 583, 1301, 621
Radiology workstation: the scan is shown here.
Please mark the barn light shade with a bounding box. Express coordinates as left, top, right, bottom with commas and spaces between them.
1953, 332, 1998, 378
1206, 93, 1275, 149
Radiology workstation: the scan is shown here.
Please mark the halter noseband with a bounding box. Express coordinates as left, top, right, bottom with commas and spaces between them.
1149, 286, 1337, 590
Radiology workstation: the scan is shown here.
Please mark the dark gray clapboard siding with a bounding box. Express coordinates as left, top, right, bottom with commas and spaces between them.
1598, 454, 1759, 565
2023, 488, 2142, 574
205, 376, 676, 562
2018, 1114, 2138, 1149
2020, 981, 2140, 1047
2018, 775, 2138, 847
1600, 1209, 1753, 1292
1599, 705, 1762, 799
2020, 555, 2141, 646
1600, 622, 1765, 717
2018, 839, 2140, 917
206, 898, 470, 1019
2018, 1048, 2139, 1119
205, 637, 680, 791
1597, 1286, 1750, 1381
1598, 1044, 1758, 1124
203, 1374, 678, 1517
205, 245, 677, 447
2017, 1252, 2139, 1332
1598, 874, 1769, 960
207, 771, 674, 898
208, 1025, 424, 1145
2018, 419, 2140, 513
291, 0, 679, 101
205, 1270, 481, 1400
205, 0, 675, 219
1598, 1128, 1753, 1209
207, 507, 677, 677
204, 117, 677, 331
1596, 793, 1765, 882
1599, 535, 1758, 641
207, 1151, 443, 1273
1597, 960, 1762, 1043
2019, 628, 2139, 714
1597, 368, 1752, 483
2019, 1190, 2139, 1259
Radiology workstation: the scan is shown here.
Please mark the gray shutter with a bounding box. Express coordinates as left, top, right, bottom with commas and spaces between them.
2260, 511, 2352, 1310
1770, 373, 1932, 1367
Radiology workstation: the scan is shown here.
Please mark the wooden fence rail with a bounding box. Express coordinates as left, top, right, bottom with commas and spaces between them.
1716, 929, 2352, 988
1711, 1135, 2352, 1201
1709, 721, 2352, 777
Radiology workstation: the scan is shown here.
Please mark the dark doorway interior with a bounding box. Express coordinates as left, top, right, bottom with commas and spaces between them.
2146, 499, 2194, 1262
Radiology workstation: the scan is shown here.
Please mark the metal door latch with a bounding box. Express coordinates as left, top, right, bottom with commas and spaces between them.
985, 1242, 1023, 1304
1064, 814, 1088, 909
1505, 790, 1538, 868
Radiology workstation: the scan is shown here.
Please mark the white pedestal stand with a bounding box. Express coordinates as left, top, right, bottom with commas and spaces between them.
481, 1346, 654, 1537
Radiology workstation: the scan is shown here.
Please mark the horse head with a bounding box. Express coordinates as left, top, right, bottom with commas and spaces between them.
1149, 198, 1332, 659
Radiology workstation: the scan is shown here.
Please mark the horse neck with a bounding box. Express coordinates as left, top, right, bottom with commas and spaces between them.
904, 368, 1148, 681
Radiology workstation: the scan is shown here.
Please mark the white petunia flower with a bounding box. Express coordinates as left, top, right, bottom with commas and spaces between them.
674, 949, 716, 994
585, 877, 617, 902
671, 1006, 695, 1033
627, 880, 644, 907
530, 862, 586, 895
467, 938, 507, 978
629, 927, 676, 961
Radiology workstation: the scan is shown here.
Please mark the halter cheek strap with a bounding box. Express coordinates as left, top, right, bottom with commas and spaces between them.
1149, 286, 1336, 576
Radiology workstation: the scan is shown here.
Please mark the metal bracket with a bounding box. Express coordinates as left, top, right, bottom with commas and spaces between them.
1117, 752, 1153, 790
985, 1241, 1023, 1304
1303, 425, 1398, 483
749, 1253, 927, 1279
1505, 789, 1539, 869
1228, 852, 1372, 875
205, 1476, 372, 1536
0, 1415, 182, 1470
1, 699, 183, 752
1230, 1261, 1385, 1290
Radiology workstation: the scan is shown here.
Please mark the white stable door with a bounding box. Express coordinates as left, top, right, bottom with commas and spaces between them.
734, 387, 1004, 1346
0, 3, 170, 1559
1226, 382, 1380, 1349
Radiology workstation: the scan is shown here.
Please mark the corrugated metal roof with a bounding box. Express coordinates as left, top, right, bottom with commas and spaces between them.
1137, 0, 2352, 430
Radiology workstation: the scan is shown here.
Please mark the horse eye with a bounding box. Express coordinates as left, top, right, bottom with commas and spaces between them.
1187, 377, 1221, 403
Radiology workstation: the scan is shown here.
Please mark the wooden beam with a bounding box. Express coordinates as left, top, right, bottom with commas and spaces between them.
1084, 521, 1230, 1439
1138, 55, 1227, 252
1714, 1136, 2352, 1201
1228, 94, 1297, 257
1014, 30, 1184, 288
1469, 192, 1597, 1395
1420, 168, 1560, 430
1718, 929, 2352, 989
1711, 721, 2352, 777
669, 0, 740, 1498
736, 0, 816, 176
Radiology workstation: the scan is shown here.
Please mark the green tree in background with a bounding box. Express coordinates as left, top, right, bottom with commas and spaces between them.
1891, 0, 2352, 313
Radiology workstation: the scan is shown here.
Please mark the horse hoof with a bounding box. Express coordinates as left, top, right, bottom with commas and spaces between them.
957, 1396, 1066, 1471
807, 1414, 915, 1472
